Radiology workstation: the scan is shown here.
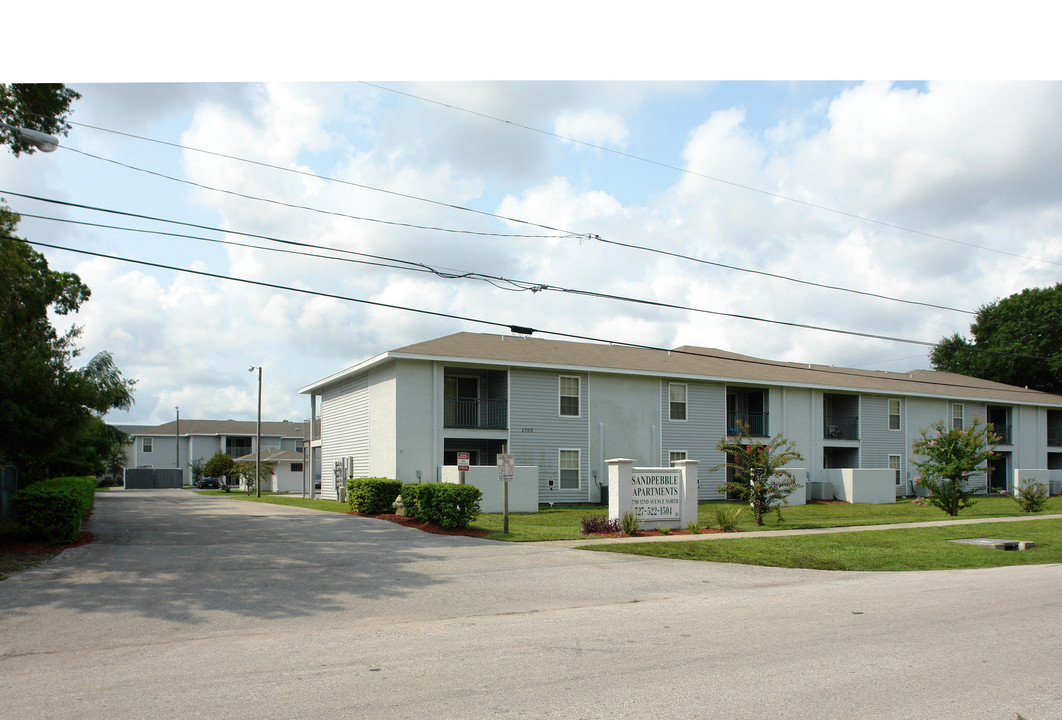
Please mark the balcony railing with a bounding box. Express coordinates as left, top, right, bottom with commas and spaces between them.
444, 398, 508, 429
727, 411, 769, 437
824, 415, 859, 440
990, 423, 1012, 444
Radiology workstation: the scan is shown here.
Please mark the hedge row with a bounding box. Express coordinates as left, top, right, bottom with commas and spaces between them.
401, 482, 482, 529
345, 477, 404, 514
13, 476, 96, 545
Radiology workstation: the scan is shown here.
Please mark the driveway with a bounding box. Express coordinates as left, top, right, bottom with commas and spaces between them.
2, 489, 1060, 719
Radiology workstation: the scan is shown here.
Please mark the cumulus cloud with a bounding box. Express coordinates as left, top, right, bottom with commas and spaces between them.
554, 109, 629, 150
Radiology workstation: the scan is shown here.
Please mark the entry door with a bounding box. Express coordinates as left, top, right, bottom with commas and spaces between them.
988, 454, 1009, 492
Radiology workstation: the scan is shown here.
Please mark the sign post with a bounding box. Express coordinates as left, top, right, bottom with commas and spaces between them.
497, 453, 515, 534
457, 451, 470, 484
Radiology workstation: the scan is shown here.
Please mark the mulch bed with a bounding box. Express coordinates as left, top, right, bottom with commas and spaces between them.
586, 527, 730, 538
0, 530, 95, 580
350, 512, 490, 537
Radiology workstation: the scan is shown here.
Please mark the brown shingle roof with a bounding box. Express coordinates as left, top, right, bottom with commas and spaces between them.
385, 332, 1062, 407
128, 419, 309, 438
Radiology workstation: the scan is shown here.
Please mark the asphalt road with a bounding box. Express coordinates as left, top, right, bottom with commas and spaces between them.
2, 489, 1060, 719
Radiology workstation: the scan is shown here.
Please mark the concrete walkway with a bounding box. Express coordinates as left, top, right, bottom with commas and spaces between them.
542, 512, 1062, 548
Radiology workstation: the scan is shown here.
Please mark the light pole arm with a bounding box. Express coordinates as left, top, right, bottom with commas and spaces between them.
0, 121, 60, 152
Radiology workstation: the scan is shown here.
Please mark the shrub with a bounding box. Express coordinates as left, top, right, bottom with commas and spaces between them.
1013, 480, 1048, 513
620, 509, 639, 535
13, 476, 96, 545
401, 482, 482, 529
714, 504, 743, 532
346, 477, 403, 514
580, 515, 621, 535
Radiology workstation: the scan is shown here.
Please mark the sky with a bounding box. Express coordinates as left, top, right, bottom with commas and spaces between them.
2, 6, 1061, 426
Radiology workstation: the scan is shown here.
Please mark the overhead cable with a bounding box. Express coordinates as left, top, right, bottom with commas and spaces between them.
10, 235, 1060, 393
362, 81, 1061, 268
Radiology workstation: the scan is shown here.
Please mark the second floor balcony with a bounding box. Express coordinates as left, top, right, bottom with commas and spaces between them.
824, 415, 859, 440
727, 411, 769, 437
444, 397, 508, 430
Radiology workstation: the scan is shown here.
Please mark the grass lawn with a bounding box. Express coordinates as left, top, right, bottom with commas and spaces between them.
473, 496, 1062, 541
579, 519, 1062, 571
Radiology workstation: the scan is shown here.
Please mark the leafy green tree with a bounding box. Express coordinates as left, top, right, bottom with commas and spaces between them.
203, 452, 236, 492
911, 418, 998, 516
713, 422, 805, 526
930, 284, 1062, 394
0, 205, 135, 480
0, 83, 80, 156
236, 461, 274, 494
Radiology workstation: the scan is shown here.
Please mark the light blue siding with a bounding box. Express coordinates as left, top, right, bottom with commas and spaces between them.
509, 368, 589, 503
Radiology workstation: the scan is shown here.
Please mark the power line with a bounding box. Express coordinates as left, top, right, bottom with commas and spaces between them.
5, 193, 966, 347
62, 146, 571, 240
64, 121, 586, 238
362, 81, 1062, 269
11, 235, 1059, 394
55, 127, 975, 315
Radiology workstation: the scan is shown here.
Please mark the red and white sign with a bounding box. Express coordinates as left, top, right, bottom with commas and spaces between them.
457, 452, 470, 471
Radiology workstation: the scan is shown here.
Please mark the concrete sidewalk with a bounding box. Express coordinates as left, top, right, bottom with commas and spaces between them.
542, 512, 1062, 548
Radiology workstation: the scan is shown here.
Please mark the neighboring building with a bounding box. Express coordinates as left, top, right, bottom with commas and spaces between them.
298, 332, 1062, 503
118, 419, 310, 487
233, 448, 307, 493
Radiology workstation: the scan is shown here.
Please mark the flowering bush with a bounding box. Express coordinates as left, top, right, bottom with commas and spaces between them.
910, 418, 998, 516
713, 421, 804, 526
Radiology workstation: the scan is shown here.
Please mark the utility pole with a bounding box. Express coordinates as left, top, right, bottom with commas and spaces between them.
250, 366, 262, 497
175, 406, 180, 485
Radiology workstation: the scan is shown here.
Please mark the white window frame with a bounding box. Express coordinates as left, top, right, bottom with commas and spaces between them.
669, 451, 687, 467
889, 454, 902, 486
559, 375, 581, 418
952, 403, 964, 430
142, 437, 152, 453
669, 382, 688, 422
558, 449, 581, 489
888, 398, 901, 431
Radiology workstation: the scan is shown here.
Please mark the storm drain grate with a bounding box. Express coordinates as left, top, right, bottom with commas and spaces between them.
950, 538, 1036, 551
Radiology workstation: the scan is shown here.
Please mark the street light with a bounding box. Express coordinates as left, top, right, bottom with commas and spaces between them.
249, 366, 262, 497
0, 121, 60, 152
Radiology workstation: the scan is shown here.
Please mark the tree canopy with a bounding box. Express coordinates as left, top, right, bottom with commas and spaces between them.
0, 205, 135, 479
0, 83, 80, 156
929, 283, 1062, 394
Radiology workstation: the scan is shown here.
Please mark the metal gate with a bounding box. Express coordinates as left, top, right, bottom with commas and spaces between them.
123, 468, 183, 489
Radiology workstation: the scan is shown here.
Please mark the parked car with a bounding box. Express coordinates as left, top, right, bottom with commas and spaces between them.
196, 476, 221, 489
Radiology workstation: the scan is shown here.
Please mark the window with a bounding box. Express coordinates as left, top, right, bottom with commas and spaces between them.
227, 437, 252, 459
888, 399, 901, 431
669, 383, 688, 421
559, 449, 580, 489
669, 451, 687, 466
559, 376, 580, 417
952, 404, 964, 430
889, 454, 901, 486
142, 437, 152, 453
291, 463, 303, 473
